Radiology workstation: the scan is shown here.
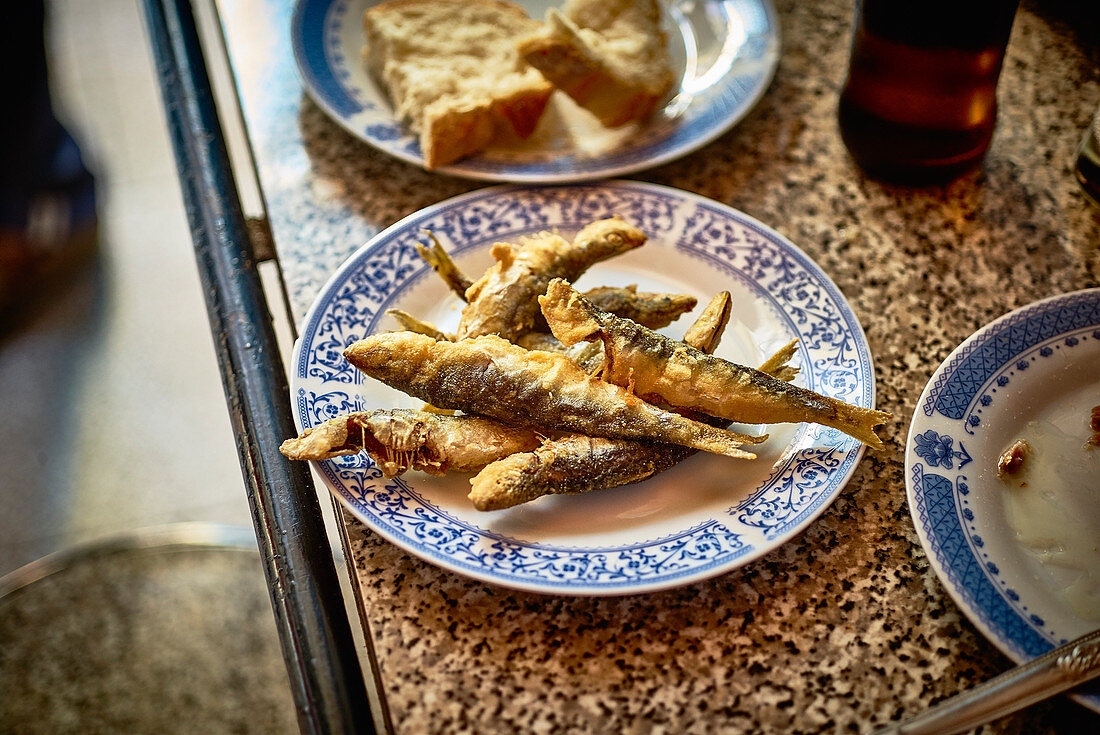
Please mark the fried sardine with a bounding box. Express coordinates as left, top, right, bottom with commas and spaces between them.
343, 332, 767, 458
414, 233, 693, 331
470, 434, 687, 510
540, 279, 890, 450
568, 285, 696, 330
279, 409, 539, 477
469, 292, 798, 511
457, 216, 646, 341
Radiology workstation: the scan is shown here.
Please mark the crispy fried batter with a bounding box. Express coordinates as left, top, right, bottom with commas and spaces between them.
528, 284, 696, 333
756, 339, 801, 383
514, 333, 605, 374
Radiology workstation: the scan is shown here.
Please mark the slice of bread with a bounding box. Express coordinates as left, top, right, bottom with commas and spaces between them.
517, 0, 675, 128
363, 0, 554, 168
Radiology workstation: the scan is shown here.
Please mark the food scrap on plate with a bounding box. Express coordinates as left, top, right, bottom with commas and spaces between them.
997, 438, 1032, 480
281, 216, 892, 511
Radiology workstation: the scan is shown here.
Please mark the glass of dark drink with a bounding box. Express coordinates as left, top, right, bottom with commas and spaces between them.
838, 0, 1020, 183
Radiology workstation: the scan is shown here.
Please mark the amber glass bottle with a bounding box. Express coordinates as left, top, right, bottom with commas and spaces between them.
838, 0, 1020, 182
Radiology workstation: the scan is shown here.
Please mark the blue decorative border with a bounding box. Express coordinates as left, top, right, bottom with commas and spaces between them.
289, 0, 780, 181
911, 463, 1052, 657
923, 291, 1100, 420
292, 182, 876, 593
291, 0, 361, 118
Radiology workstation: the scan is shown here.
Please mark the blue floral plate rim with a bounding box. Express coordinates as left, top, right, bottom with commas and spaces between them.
289, 0, 780, 182
905, 288, 1100, 711
290, 180, 878, 595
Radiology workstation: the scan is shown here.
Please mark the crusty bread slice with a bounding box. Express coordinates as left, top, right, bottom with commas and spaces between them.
363, 0, 554, 168
518, 0, 675, 128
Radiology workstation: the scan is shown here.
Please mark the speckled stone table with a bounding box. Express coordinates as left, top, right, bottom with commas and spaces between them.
213, 0, 1100, 731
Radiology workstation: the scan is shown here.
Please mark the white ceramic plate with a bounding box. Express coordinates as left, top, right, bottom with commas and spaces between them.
290, 0, 779, 181
906, 289, 1100, 711
290, 181, 878, 595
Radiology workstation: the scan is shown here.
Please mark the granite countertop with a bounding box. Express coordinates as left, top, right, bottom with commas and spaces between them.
215, 0, 1100, 731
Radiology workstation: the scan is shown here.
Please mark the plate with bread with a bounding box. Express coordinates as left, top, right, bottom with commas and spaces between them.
291, 0, 780, 181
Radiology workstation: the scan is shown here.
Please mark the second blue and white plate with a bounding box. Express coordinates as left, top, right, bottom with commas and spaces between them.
291, 0, 779, 181
907, 289, 1100, 711
291, 181, 877, 595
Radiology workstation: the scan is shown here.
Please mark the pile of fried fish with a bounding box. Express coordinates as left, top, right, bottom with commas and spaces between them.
280, 217, 891, 511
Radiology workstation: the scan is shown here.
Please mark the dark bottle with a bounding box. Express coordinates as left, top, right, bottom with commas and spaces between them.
838, 0, 1020, 183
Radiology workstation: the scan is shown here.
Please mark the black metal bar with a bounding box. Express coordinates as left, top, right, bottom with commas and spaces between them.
140, 1, 377, 732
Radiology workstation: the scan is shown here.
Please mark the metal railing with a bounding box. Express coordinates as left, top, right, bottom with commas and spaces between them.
141, 1, 382, 731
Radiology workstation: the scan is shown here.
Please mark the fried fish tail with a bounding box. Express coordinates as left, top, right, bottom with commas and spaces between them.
416, 231, 471, 300
279, 409, 540, 477
469, 435, 689, 511
758, 339, 800, 382
681, 291, 798, 382
819, 401, 891, 450
386, 309, 454, 342
683, 295, 797, 381
343, 332, 764, 459
682, 291, 732, 354
540, 278, 891, 450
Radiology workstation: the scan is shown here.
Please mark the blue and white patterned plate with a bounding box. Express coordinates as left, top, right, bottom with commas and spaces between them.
291, 181, 877, 595
290, 0, 779, 182
906, 289, 1100, 712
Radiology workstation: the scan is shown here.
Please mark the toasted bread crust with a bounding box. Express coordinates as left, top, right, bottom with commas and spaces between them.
421, 101, 497, 170
519, 32, 660, 127
364, 0, 552, 168
493, 82, 556, 139
518, 3, 674, 128
367, 0, 527, 18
